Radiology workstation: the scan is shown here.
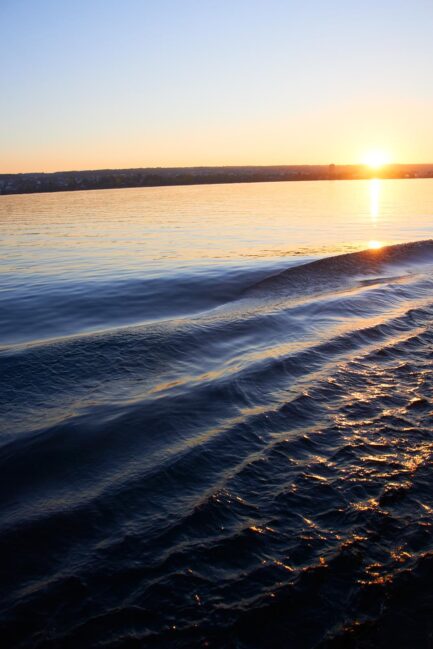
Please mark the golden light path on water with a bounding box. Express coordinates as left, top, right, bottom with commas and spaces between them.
369, 178, 380, 221
367, 178, 383, 250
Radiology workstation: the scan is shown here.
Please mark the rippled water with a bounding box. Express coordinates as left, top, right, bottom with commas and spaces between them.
1, 180, 433, 648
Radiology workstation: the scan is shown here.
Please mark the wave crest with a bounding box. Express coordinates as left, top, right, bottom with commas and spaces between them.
246, 239, 433, 298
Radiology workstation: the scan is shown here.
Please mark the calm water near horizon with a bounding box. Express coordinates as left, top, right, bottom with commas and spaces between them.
1, 178, 433, 346
1, 179, 433, 647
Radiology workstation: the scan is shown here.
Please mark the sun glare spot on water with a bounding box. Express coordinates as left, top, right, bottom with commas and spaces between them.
362, 150, 391, 170
368, 240, 382, 250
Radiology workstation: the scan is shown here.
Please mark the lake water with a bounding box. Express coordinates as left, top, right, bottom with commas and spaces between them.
1, 179, 433, 647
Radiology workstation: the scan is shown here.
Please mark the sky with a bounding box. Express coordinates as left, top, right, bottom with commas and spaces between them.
1, 0, 433, 173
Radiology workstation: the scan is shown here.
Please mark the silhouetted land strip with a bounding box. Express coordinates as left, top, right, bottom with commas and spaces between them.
1, 164, 433, 196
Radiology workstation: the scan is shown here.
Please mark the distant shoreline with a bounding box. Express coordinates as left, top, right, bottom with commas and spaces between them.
1, 164, 433, 196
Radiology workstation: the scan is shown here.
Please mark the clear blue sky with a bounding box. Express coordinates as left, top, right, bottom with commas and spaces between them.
1, 0, 433, 172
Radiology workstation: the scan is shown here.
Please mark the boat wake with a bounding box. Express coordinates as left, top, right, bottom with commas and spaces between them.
1, 241, 433, 647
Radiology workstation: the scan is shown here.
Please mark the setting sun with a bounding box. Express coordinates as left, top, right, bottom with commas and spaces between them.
362, 150, 391, 169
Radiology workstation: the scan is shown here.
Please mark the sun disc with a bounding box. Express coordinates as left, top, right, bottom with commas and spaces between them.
362, 150, 391, 170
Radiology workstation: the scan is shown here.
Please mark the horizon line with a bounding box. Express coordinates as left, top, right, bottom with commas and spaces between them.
3, 161, 433, 176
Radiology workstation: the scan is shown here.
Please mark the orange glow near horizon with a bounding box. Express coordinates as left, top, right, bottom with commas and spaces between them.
368, 240, 383, 250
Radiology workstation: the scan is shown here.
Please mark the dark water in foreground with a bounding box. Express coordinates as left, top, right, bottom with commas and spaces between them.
1, 182, 433, 647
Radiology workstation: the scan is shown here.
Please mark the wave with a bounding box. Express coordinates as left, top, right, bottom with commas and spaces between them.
2, 262, 285, 348
3, 240, 432, 351
245, 239, 433, 299
1, 240, 433, 647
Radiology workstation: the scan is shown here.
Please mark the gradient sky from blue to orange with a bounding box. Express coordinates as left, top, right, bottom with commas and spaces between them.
1, 0, 433, 173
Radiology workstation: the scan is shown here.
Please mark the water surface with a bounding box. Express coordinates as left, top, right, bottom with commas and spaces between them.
1, 179, 433, 648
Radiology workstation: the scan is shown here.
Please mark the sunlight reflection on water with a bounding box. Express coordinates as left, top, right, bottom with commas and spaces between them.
1, 181, 433, 648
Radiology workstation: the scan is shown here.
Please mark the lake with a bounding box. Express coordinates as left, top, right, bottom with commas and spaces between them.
1, 179, 433, 648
